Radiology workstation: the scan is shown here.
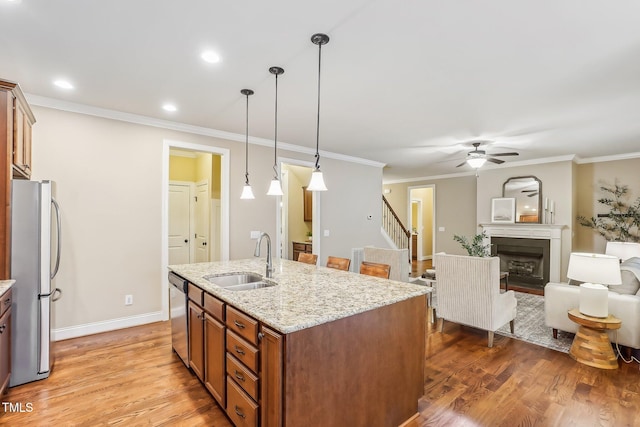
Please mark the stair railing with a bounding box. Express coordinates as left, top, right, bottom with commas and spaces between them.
382, 195, 411, 261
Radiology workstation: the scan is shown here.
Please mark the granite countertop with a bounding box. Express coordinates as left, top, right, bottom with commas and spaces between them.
169, 258, 430, 334
0, 280, 15, 298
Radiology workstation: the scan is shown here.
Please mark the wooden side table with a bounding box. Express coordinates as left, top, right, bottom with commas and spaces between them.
567, 308, 621, 369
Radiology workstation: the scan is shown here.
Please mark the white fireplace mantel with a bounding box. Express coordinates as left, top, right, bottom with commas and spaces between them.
481, 223, 565, 282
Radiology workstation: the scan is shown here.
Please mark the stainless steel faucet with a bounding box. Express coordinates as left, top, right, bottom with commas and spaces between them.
254, 232, 273, 278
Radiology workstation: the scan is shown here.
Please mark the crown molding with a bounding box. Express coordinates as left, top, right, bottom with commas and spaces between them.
25, 94, 385, 169
574, 151, 640, 164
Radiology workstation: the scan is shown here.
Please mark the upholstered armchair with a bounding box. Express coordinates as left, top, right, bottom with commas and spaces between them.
363, 246, 410, 282
435, 254, 517, 347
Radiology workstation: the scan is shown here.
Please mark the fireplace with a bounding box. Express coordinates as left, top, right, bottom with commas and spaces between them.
491, 237, 550, 290
481, 224, 564, 293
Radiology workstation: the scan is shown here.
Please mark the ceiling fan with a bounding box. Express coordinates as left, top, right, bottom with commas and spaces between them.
456, 141, 519, 168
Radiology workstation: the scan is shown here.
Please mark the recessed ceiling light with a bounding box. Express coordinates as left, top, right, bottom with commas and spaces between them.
162, 103, 177, 112
201, 50, 221, 64
53, 80, 74, 90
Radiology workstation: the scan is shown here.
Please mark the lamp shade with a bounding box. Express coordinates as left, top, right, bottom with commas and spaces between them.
307, 170, 327, 192
605, 241, 640, 262
267, 179, 283, 196
567, 252, 622, 318
240, 184, 255, 200
566, 252, 622, 285
466, 157, 487, 169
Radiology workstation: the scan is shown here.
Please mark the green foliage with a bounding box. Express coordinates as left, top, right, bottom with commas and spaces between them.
453, 232, 492, 257
577, 181, 640, 242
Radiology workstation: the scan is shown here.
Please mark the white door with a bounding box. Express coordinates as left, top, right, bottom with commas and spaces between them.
195, 181, 210, 262
168, 183, 191, 265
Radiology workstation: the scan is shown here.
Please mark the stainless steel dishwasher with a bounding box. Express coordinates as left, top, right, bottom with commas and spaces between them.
169, 272, 189, 367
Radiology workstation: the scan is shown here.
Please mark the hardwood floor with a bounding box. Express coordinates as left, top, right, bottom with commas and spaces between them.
1, 322, 233, 426
2, 318, 639, 426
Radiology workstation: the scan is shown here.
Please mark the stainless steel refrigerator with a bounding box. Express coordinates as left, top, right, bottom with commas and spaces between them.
10, 179, 62, 387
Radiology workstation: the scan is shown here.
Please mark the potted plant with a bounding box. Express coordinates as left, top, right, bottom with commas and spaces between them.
453, 232, 491, 257
306, 231, 312, 242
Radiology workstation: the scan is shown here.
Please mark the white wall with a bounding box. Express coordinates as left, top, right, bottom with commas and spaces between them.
31, 105, 386, 338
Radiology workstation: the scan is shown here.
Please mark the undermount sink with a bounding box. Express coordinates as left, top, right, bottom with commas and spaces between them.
203, 272, 276, 291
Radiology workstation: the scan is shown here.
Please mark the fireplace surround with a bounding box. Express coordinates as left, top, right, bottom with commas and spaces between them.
481, 224, 564, 288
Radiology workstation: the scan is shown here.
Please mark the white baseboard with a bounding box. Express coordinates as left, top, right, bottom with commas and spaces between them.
419, 255, 433, 261
52, 311, 164, 341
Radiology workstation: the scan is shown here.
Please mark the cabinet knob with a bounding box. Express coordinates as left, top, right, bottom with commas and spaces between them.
258, 332, 265, 341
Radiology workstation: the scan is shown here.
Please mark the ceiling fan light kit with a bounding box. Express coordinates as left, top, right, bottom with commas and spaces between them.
459, 141, 519, 170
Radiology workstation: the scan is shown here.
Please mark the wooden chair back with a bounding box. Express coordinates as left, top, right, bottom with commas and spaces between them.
297, 253, 318, 265
359, 261, 391, 279
326, 256, 351, 271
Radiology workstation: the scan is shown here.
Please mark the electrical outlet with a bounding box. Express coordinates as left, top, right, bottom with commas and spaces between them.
125, 294, 133, 306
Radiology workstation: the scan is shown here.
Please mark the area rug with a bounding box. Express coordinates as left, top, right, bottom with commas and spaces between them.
415, 279, 574, 353
495, 292, 573, 353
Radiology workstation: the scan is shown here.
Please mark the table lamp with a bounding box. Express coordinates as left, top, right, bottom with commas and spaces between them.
566, 252, 621, 318
605, 241, 640, 262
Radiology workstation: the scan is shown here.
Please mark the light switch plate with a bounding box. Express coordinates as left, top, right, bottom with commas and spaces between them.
438, 227, 445, 232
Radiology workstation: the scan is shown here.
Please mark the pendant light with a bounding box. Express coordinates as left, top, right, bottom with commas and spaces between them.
307, 33, 329, 192
240, 88, 255, 199
267, 66, 284, 196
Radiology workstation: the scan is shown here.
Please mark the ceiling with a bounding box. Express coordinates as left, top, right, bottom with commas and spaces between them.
2, 0, 640, 181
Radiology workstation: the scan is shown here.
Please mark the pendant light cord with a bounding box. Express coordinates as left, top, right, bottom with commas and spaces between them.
315, 42, 322, 171
245, 92, 250, 185
273, 72, 279, 180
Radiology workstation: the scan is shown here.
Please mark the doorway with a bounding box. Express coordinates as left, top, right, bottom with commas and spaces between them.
161, 140, 230, 320
279, 159, 320, 262
408, 185, 435, 262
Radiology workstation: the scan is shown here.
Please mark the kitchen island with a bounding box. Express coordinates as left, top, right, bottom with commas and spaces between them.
169, 258, 429, 427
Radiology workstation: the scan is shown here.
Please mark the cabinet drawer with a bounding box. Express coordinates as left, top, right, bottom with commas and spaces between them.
227, 377, 258, 427
226, 306, 258, 345
0, 290, 11, 316
227, 353, 259, 401
188, 283, 203, 306
227, 330, 258, 373
204, 293, 224, 321
292, 242, 306, 251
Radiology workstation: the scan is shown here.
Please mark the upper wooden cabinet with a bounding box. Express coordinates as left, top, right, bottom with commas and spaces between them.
302, 186, 312, 222
0, 80, 35, 180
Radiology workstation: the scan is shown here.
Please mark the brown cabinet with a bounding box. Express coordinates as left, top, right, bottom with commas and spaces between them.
204, 313, 226, 405
0, 290, 12, 396
260, 326, 283, 427
411, 234, 418, 260
188, 300, 205, 381
12, 96, 34, 180
189, 286, 226, 407
302, 186, 312, 222
292, 242, 312, 262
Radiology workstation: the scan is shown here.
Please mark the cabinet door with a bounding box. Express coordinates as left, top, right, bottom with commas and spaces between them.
302, 186, 312, 222
204, 313, 226, 407
0, 307, 11, 396
260, 326, 283, 427
188, 301, 205, 381
12, 98, 32, 179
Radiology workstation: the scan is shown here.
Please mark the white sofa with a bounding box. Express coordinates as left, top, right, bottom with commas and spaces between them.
544, 262, 640, 350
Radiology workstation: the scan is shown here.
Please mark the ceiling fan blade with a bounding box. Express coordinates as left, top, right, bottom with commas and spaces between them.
456, 161, 468, 167
486, 157, 505, 164
491, 152, 519, 157
521, 189, 537, 193
527, 192, 539, 197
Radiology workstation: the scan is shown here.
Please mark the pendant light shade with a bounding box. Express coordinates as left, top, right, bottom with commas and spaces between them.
240, 88, 255, 199
267, 66, 284, 196
307, 33, 329, 192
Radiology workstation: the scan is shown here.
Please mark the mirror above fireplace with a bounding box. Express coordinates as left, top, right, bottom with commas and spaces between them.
503, 176, 542, 223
